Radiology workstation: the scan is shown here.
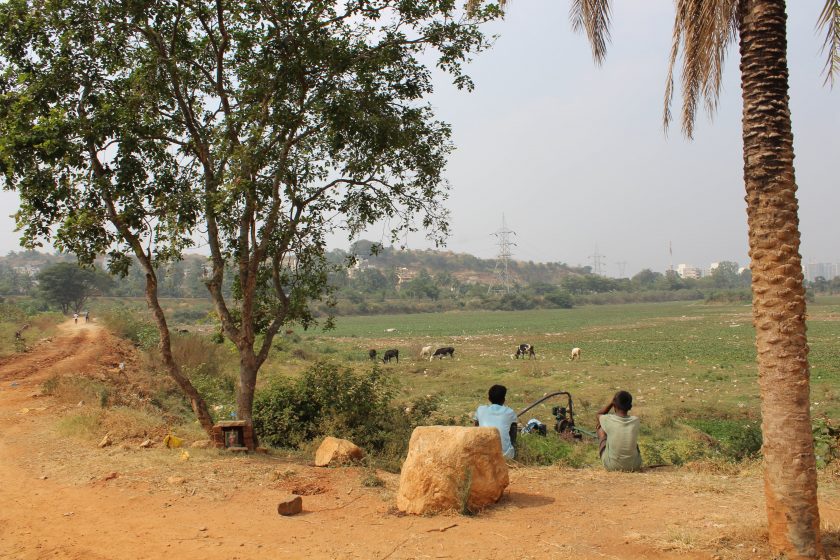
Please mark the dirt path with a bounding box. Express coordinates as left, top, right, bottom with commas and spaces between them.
0, 322, 837, 559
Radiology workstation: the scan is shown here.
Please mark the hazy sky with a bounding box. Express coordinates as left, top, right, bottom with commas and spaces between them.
1, 1, 837, 277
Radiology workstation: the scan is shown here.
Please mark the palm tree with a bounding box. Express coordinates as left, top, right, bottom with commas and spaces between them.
470, 0, 839, 557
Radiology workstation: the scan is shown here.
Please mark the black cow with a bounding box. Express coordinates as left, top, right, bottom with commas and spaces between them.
382, 349, 399, 363
368, 349, 378, 361
430, 346, 455, 361
515, 343, 536, 359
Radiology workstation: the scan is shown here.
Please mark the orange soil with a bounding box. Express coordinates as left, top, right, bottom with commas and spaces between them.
0, 322, 837, 559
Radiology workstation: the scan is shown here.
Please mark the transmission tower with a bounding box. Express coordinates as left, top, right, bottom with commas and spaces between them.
616, 261, 627, 278
588, 245, 606, 276
488, 215, 517, 294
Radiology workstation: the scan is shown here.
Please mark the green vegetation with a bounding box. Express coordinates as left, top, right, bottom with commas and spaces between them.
0, 301, 62, 356
36, 263, 112, 314
253, 362, 446, 471
31, 296, 840, 470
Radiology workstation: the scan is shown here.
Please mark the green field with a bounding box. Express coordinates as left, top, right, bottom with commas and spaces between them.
84, 296, 840, 466
289, 299, 838, 415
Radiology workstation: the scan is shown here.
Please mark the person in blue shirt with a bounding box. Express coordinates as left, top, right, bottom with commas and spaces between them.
473, 384, 518, 459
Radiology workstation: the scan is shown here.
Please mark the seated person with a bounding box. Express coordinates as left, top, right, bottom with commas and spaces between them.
595, 390, 642, 472
473, 384, 518, 459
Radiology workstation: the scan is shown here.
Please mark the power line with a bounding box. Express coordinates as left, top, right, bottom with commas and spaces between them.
588, 245, 605, 276
616, 261, 627, 278
488, 215, 517, 294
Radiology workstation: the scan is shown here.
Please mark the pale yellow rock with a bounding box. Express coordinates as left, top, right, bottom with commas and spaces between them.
314, 437, 364, 467
396, 426, 509, 515
190, 440, 212, 449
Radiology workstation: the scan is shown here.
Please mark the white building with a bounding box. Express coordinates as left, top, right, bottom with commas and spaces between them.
805, 262, 838, 281
676, 264, 703, 279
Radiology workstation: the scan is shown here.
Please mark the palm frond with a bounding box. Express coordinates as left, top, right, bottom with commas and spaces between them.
818, 0, 840, 86
569, 0, 613, 65
663, 0, 738, 138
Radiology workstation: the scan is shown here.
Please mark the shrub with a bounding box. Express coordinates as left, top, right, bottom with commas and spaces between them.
813, 416, 840, 469
98, 307, 159, 350
515, 433, 599, 467
515, 434, 573, 466
253, 362, 439, 470
685, 418, 763, 461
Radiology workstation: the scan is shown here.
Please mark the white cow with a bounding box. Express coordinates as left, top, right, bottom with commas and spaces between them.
419, 345, 433, 359
570, 347, 582, 361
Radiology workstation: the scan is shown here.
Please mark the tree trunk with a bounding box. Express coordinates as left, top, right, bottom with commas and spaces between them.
236, 348, 258, 426
142, 268, 215, 436
738, 1, 822, 557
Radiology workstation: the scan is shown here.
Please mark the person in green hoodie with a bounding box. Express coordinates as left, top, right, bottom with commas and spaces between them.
595, 390, 642, 472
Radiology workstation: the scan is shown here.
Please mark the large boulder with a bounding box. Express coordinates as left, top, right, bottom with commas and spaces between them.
396, 426, 509, 515
314, 436, 365, 467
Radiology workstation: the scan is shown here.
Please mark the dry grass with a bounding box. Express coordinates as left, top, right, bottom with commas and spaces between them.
684, 457, 761, 477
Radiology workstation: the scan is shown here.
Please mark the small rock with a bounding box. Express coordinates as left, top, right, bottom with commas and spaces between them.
277, 495, 303, 516
98, 434, 112, 448
167, 476, 186, 485
103, 472, 119, 481
190, 440, 212, 449
77, 400, 85, 407
38, 475, 48, 480
139, 439, 152, 449
198, 526, 207, 532
314, 437, 364, 467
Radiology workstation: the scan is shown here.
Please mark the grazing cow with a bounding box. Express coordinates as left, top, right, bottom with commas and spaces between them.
570, 347, 581, 361
369, 349, 378, 361
515, 343, 536, 359
419, 345, 433, 359
383, 349, 399, 363
430, 347, 455, 361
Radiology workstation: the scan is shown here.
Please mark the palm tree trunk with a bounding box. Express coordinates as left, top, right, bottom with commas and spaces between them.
738, 1, 822, 557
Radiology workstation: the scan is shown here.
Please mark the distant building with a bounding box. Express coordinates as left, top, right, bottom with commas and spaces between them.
805, 262, 839, 281
676, 264, 702, 279
394, 267, 417, 290
12, 265, 40, 277
347, 258, 370, 279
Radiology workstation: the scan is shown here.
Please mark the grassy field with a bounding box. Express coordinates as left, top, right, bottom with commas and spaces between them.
288, 299, 838, 415
85, 295, 840, 467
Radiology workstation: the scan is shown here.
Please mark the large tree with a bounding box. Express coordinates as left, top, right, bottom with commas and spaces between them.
466, 0, 837, 556
0, 0, 499, 433
37, 262, 112, 314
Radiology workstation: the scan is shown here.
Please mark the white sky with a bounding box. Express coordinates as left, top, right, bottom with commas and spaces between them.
1, 1, 837, 277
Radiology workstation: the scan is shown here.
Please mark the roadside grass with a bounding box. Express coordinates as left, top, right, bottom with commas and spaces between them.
0, 305, 63, 356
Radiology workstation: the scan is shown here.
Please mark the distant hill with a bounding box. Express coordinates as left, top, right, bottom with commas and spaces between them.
330, 241, 590, 287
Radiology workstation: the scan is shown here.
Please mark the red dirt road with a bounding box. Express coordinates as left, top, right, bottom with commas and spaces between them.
0, 323, 837, 559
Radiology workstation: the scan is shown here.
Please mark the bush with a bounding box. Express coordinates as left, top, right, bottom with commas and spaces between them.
514, 433, 600, 467
813, 416, 840, 469
253, 362, 439, 471
98, 307, 159, 350
685, 418, 762, 461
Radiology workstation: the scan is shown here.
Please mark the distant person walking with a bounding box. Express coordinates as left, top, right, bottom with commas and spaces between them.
73, 312, 79, 324
84, 311, 89, 323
